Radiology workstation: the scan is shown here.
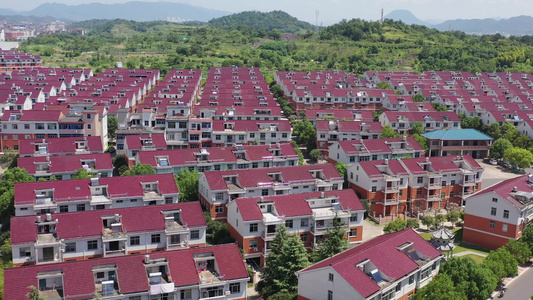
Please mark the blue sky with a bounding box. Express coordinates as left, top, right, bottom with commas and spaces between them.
6, 0, 533, 25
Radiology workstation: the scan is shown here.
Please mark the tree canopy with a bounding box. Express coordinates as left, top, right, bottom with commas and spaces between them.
380, 125, 400, 138
490, 138, 513, 160
175, 169, 201, 202
311, 214, 349, 262
504, 147, 533, 169
121, 163, 156, 176
440, 256, 498, 300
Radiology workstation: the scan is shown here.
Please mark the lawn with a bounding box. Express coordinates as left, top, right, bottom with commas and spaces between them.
462, 253, 485, 264
417, 228, 490, 256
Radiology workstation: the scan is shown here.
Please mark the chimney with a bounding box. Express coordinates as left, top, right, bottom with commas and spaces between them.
384, 159, 388, 165
321, 191, 325, 198
403, 135, 407, 141
260, 196, 264, 203
46, 213, 52, 221
144, 254, 150, 264
36, 216, 41, 223
426, 157, 430, 162
513, 186, 518, 192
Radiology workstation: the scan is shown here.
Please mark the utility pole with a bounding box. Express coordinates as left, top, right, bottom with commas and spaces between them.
381, 9, 384, 23
315, 10, 320, 33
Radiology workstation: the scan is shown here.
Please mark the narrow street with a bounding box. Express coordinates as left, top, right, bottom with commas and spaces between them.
494, 264, 533, 300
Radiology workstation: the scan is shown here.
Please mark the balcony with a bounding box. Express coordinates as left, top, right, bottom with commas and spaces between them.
426, 194, 441, 202
262, 230, 277, 241
425, 181, 441, 189
462, 178, 476, 186
384, 197, 399, 205
262, 247, 272, 255
382, 185, 399, 193
36, 233, 60, 246
149, 272, 175, 295
39, 287, 63, 300
143, 189, 162, 200
95, 281, 120, 298
165, 221, 189, 233
34, 196, 56, 210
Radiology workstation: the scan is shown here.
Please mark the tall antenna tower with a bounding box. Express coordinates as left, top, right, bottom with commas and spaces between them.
381, 9, 384, 23
315, 10, 320, 33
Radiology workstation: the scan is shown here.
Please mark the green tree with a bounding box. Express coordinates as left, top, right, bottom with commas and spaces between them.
414, 273, 467, 300
413, 94, 426, 102
421, 215, 434, 229
483, 248, 518, 283
293, 118, 316, 150
112, 154, 129, 176
291, 140, 304, 165
269, 292, 297, 300
412, 122, 424, 135
435, 214, 446, 228
377, 81, 392, 89
175, 169, 200, 202
380, 125, 400, 138
257, 225, 309, 298
446, 211, 460, 227
71, 168, 96, 179
483, 123, 502, 140
504, 240, 532, 264
513, 134, 532, 149
26, 286, 45, 300
460, 116, 482, 130
334, 162, 348, 188
0, 149, 18, 169
204, 212, 235, 245
107, 115, 118, 140
407, 218, 420, 229
0, 168, 34, 230
440, 257, 498, 300
490, 138, 513, 160
504, 147, 533, 169
383, 218, 407, 233
122, 163, 156, 176
412, 134, 429, 153
501, 122, 519, 141
309, 149, 321, 162
312, 214, 349, 262
520, 225, 533, 249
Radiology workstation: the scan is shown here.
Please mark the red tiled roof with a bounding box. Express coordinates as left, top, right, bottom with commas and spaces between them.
125, 134, 167, 151
203, 164, 342, 191
18, 136, 103, 156
469, 174, 532, 209
236, 190, 364, 221
11, 202, 205, 245
18, 153, 113, 175
298, 229, 442, 298
14, 173, 179, 206
4, 243, 247, 299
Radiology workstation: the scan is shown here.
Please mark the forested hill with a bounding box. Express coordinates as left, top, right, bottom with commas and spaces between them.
208, 11, 315, 33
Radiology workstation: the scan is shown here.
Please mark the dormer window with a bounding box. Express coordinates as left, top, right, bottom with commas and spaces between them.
37, 270, 64, 299
156, 156, 169, 167
92, 265, 119, 297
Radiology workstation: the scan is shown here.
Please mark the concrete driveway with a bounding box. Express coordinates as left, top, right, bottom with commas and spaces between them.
478, 160, 522, 189
362, 219, 384, 242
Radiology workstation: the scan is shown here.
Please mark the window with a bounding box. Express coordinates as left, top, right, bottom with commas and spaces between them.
328, 273, 334, 282
76, 204, 86, 211
451, 180, 455, 186
417, 177, 423, 184
416, 189, 423, 195
420, 268, 432, 280
65, 242, 76, 252
59, 205, 68, 213
215, 206, 224, 214
180, 289, 192, 300
301, 218, 309, 227
301, 233, 308, 243
503, 210, 509, 218
87, 240, 98, 250
490, 221, 495, 229
19, 247, 31, 257
229, 283, 240, 294
327, 290, 333, 300
502, 224, 508, 232
350, 214, 358, 222
285, 220, 293, 228
396, 283, 401, 292
190, 230, 200, 240
87, 124, 92, 130
151, 234, 161, 244
492, 197, 498, 202
249, 239, 258, 250
349, 228, 358, 237
409, 275, 414, 285
262, 189, 269, 196
491, 207, 497, 216
249, 223, 258, 233
450, 192, 455, 197
24, 124, 30, 129
371, 186, 377, 193
130, 236, 140, 246
250, 133, 255, 138
282, 133, 288, 138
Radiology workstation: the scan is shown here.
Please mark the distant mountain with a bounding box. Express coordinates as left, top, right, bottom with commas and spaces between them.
3, 1, 229, 22
384, 10, 429, 26
434, 15, 533, 36
0, 15, 69, 24
208, 10, 315, 33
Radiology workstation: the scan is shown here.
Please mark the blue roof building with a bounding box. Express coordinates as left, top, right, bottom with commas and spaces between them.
421, 129, 493, 158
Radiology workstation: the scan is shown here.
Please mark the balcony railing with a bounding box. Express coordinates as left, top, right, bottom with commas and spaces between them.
425, 182, 441, 189
383, 186, 399, 193
262, 231, 277, 240
36, 233, 60, 245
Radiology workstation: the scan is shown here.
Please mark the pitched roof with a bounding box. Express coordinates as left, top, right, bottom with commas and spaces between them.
18, 136, 103, 156
124, 134, 168, 151
235, 189, 364, 221
203, 164, 342, 191
17, 153, 113, 175
468, 174, 533, 209
14, 173, 179, 206
4, 243, 247, 300
11, 202, 205, 245
298, 229, 442, 298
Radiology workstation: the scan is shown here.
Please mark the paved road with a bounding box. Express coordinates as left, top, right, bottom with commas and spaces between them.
498, 265, 533, 300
